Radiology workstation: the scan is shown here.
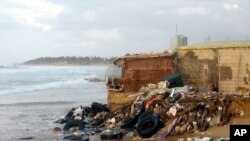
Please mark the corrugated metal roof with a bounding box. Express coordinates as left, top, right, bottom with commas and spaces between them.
177, 40, 250, 50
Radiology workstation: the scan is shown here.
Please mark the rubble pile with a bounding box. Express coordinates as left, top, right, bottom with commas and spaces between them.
54, 81, 245, 140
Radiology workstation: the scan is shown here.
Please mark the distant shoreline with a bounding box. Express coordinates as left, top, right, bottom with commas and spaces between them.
22, 56, 116, 66
21, 63, 111, 66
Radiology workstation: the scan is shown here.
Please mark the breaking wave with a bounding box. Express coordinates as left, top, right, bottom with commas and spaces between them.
0, 78, 89, 95
0, 101, 74, 106
0, 65, 106, 95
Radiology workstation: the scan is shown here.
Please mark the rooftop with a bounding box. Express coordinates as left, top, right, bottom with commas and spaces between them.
116, 51, 173, 60
177, 40, 250, 50
114, 51, 174, 64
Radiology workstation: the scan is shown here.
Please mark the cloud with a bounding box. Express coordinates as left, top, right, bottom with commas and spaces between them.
84, 28, 123, 41
155, 10, 166, 16
80, 41, 96, 47
0, 0, 64, 31
83, 11, 97, 22
76, 28, 123, 48
177, 6, 211, 16
223, 3, 240, 11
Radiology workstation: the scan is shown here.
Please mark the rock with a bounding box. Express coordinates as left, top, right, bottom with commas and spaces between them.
18, 137, 35, 140
53, 127, 62, 133
85, 77, 104, 82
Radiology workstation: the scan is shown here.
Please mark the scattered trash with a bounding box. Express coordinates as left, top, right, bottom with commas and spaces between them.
100, 129, 123, 140
181, 137, 230, 141
63, 134, 89, 141
136, 111, 164, 138
63, 120, 85, 131
125, 131, 135, 137
54, 80, 249, 140
18, 137, 35, 140
55, 117, 67, 124
161, 73, 184, 88
177, 138, 184, 141
53, 127, 62, 133
175, 85, 189, 93
84, 77, 104, 82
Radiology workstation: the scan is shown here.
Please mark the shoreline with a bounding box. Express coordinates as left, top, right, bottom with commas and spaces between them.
0, 83, 107, 141
1, 89, 249, 141
20, 64, 110, 67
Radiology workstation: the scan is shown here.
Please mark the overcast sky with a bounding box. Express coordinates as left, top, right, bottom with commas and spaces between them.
0, 0, 249, 65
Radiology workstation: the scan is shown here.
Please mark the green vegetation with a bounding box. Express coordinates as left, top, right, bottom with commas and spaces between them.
23, 56, 116, 65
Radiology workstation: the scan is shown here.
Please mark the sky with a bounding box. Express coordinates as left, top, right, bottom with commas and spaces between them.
0, 0, 249, 65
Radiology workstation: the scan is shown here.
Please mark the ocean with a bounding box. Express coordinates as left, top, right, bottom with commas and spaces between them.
0, 65, 108, 103
0, 65, 108, 141
0, 65, 107, 95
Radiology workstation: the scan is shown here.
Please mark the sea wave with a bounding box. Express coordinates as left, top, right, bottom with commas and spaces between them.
0, 65, 105, 95
0, 66, 88, 74
0, 78, 89, 95
0, 101, 74, 106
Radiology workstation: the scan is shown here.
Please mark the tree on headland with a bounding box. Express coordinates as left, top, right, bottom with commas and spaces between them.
23, 56, 116, 65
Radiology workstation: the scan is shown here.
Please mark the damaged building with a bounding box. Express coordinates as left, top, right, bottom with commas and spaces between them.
106, 40, 250, 111
105, 52, 175, 111
177, 41, 250, 95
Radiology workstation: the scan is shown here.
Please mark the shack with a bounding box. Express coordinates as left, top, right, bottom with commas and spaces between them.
177, 41, 250, 95
105, 51, 175, 111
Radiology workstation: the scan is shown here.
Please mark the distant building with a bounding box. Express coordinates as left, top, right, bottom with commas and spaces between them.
171, 35, 188, 51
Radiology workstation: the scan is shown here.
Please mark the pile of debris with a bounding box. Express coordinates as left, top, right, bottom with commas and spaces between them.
54, 81, 245, 141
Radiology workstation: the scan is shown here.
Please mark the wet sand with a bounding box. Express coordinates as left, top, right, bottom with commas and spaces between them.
162, 117, 250, 141
0, 83, 107, 141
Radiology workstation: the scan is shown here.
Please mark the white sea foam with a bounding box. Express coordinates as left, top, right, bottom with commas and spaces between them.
0, 78, 88, 95
0, 66, 88, 74
0, 65, 106, 95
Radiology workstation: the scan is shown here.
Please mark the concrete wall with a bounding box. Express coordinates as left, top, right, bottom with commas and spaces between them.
177, 48, 218, 92
177, 46, 250, 95
218, 48, 250, 95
